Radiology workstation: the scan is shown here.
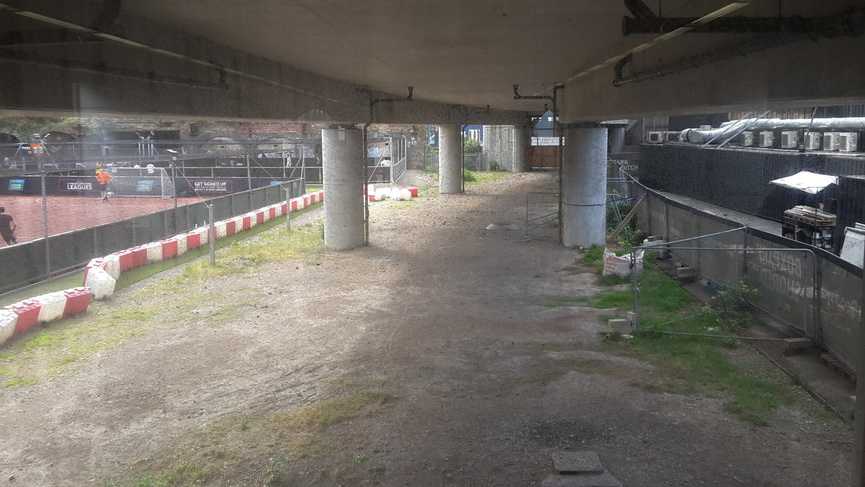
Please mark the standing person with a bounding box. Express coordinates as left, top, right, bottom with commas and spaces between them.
0, 206, 17, 245
96, 169, 113, 202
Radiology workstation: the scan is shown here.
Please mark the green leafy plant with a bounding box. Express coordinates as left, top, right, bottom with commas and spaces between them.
263, 456, 292, 487
707, 280, 761, 330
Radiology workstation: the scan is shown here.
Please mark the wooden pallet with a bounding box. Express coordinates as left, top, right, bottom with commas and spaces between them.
784, 205, 836, 227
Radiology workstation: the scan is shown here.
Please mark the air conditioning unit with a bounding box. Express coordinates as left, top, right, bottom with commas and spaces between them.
780, 131, 798, 149
804, 132, 821, 150
740, 131, 754, 147
838, 132, 859, 152
759, 131, 774, 148
665, 131, 680, 142
823, 132, 840, 151
647, 131, 663, 143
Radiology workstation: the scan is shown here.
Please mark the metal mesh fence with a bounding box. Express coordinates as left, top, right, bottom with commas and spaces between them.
626, 174, 862, 373
525, 192, 559, 241
0, 177, 305, 294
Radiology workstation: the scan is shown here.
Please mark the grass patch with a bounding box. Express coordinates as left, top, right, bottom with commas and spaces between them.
387, 201, 415, 210
103, 387, 396, 487
0, 305, 156, 387
585, 257, 795, 425
1, 221, 322, 389
142, 222, 324, 295
269, 390, 395, 431
543, 296, 590, 307
463, 170, 508, 184
115, 204, 324, 290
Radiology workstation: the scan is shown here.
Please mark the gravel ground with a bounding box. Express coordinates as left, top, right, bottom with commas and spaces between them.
0, 170, 853, 486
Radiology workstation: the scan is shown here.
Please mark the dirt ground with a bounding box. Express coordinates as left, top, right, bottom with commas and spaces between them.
0, 171, 854, 486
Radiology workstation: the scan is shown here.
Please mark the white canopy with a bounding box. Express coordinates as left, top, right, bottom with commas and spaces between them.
770, 171, 838, 195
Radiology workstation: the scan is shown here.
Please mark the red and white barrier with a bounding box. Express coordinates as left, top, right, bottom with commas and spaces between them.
1, 190, 326, 345
144, 242, 163, 264
130, 246, 147, 269
63, 288, 92, 315
35, 291, 68, 323
0, 287, 93, 344
174, 234, 188, 256
160, 238, 179, 260
6, 300, 41, 334
191, 226, 210, 246
85, 267, 116, 300
0, 309, 18, 345
215, 220, 228, 239
247, 212, 259, 229
224, 219, 236, 236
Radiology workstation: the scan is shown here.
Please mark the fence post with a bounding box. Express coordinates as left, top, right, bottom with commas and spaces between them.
208, 204, 216, 266
246, 154, 252, 194
285, 187, 291, 233
41, 173, 50, 277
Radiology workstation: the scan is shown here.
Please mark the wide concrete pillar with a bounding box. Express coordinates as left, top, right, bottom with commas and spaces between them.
439, 124, 462, 194
609, 126, 626, 153
562, 126, 608, 248
322, 127, 364, 250
512, 125, 528, 173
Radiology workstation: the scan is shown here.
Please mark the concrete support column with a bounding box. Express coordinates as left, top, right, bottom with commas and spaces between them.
609, 126, 626, 153
512, 125, 528, 173
562, 126, 607, 248
322, 127, 364, 250
439, 124, 462, 194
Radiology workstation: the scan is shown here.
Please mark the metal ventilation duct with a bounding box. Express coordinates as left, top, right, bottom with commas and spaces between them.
680, 118, 865, 145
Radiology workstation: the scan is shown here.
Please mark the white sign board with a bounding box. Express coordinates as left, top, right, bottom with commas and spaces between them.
839, 226, 865, 268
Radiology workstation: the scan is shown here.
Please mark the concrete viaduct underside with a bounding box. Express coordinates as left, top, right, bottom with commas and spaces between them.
0, 1, 863, 125
2, 1, 865, 483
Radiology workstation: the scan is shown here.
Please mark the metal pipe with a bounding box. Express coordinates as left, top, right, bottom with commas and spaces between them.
681, 117, 865, 144
721, 117, 865, 130
623, 7, 865, 38
652, 331, 787, 342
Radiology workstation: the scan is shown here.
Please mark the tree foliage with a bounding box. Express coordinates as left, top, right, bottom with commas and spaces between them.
463, 137, 481, 153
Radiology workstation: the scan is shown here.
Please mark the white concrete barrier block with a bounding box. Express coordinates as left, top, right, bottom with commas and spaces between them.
247, 212, 258, 228
261, 208, 271, 222
86, 267, 116, 300
35, 291, 68, 323
215, 221, 228, 239
144, 242, 163, 264
194, 227, 210, 245
0, 309, 18, 345
174, 235, 188, 256
103, 254, 121, 280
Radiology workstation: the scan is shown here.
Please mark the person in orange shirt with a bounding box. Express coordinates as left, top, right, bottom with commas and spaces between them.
96, 169, 113, 202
